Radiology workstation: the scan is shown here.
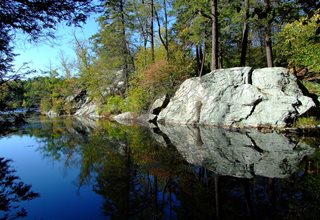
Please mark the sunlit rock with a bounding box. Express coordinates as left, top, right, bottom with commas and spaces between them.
113, 112, 137, 124
158, 67, 315, 127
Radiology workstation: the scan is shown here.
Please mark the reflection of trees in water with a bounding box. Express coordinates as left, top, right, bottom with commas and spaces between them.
23, 117, 320, 219
0, 113, 26, 138
0, 158, 39, 220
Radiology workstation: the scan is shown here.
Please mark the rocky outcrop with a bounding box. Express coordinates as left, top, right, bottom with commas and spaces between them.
44, 90, 98, 117
43, 70, 127, 118
153, 125, 314, 178
72, 95, 97, 118
113, 112, 137, 124
46, 109, 59, 117
113, 95, 169, 125
158, 67, 316, 128
66, 90, 98, 117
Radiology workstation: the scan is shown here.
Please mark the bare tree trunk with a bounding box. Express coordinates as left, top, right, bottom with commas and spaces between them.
196, 44, 201, 75
265, 0, 274, 67
200, 44, 206, 77
120, 0, 129, 92
154, 6, 169, 61
240, 0, 249, 66
134, 0, 148, 67
265, 26, 273, 67
211, 0, 218, 70
154, 0, 169, 61
150, 0, 155, 63
218, 46, 223, 69
164, 0, 169, 61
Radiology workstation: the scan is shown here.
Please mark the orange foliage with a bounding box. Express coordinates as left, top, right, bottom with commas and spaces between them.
140, 60, 173, 88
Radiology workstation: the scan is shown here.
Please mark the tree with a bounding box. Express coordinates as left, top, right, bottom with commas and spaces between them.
133, 0, 150, 67
211, 0, 219, 70
150, 0, 155, 63
0, 0, 96, 84
93, 0, 135, 94
240, 0, 249, 66
154, 0, 170, 61
264, 0, 274, 67
275, 10, 320, 72
173, 0, 211, 75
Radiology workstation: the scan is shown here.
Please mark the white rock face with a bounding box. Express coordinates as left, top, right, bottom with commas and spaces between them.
154, 125, 314, 178
46, 109, 59, 117
158, 67, 315, 127
74, 100, 97, 117
113, 112, 136, 124
62, 90, 98, 117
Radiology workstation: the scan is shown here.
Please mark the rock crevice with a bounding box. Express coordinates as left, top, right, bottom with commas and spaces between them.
157, 67, 316, 128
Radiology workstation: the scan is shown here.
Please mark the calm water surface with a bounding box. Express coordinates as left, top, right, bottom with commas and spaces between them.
0, 116, 320, 219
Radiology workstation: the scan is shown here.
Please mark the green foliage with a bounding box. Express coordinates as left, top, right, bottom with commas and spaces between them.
101, 95, 125, 115
302, 81, 320, 96
0, 0, 96, 88
275, 13, 320, 72
51, 100, 63, 115
294, 116, 320, 128
124, 86, 151, 113
23, 77, 48, 108
0, 80, 24, 110
4, 0, 320, 117
40, 98, 52, 113
123, 45, 196, 113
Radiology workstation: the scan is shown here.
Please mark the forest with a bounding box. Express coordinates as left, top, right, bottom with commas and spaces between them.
0, 0, 319, 116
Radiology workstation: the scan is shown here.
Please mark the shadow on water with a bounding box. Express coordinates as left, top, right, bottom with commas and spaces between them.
2, 116, 320, 219
0, 158, 39, 220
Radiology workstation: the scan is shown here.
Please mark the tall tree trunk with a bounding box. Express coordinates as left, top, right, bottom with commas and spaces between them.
154, 6, 169, 61
218, 46, 223, 69
200, 43, 206, 77
265, 25, 273, 67
164, 0, 169, 61
134, 0, 148, 67
120, 0, 129, 92
211, 0, 218, 70
265, 0, 274, 67
143, 0, 148, 67
150, 0, 155, 63
240, 0, 249, 67
196, 44, 201, 74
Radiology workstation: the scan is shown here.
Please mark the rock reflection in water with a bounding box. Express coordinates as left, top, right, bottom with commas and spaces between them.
6, 116, 320, 219
155, 124, 314, 178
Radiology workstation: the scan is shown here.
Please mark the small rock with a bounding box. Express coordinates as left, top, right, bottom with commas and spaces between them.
113, 112, 137, 123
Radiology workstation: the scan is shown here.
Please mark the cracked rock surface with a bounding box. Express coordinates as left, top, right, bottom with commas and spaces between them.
157, 67, 315, 127
153, 124, 314, 178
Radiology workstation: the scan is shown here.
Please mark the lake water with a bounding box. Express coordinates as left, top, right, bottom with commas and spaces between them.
0, 116, 320, 219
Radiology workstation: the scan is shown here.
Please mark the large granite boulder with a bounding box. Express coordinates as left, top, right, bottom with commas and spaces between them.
154, 125, 314, 178
157, 67, 316, 127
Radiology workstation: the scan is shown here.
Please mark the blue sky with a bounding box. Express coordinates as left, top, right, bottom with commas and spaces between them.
13, 15, 99, 77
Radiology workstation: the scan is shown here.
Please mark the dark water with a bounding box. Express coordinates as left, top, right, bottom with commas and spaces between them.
0, 116, 320, 219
